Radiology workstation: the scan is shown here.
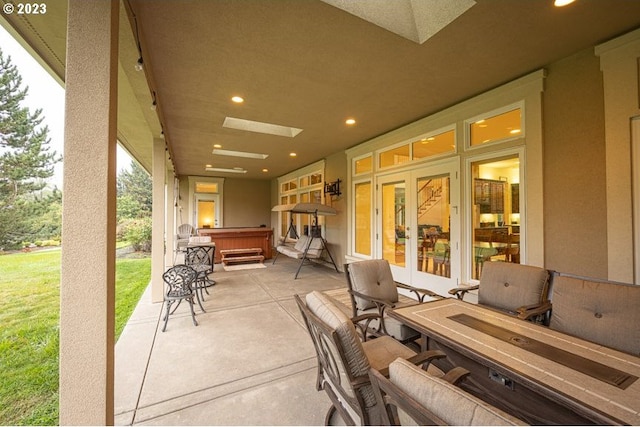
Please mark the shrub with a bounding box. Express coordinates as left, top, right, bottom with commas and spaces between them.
121, 217, 152, 252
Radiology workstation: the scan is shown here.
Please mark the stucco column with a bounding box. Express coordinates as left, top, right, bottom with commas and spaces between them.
595, 29, 640, 283
151, 137, 166, 302
60, 0, 118, 424
165, 165, 176, 268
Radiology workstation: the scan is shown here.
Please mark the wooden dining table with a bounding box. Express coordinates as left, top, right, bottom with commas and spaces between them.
389, 298, 640, 425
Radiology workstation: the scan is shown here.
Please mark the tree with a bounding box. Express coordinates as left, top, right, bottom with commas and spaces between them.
0, 47, 60, 248
117, 161, 152, 221
117, 161, 152, 251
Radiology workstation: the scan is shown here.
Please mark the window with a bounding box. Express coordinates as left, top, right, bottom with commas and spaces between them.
379, 144, 410, 168
471, 155, 520, 280
195, 182, 218, 193
277, 161, 324, 240
469, 106, 522, 147
354, 181, 372, 256
413, 129, 456, 160
354, 155, 372, 174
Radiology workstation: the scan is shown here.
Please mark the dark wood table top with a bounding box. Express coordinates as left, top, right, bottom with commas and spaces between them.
389, 298, 640, 425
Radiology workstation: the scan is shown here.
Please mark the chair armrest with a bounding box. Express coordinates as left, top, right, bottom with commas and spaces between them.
396, 282, 444, 302
516, 300, 552, 322
348, 288, 397, 309
351, 312, 384, 341
448, 284, 479, 300
406, 350, 446, 367
377, 350, 446, 377
441, 366, 470, 386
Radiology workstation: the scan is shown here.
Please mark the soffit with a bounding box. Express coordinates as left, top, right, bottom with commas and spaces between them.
3, 0, 640, 180
128, 0, 640, 179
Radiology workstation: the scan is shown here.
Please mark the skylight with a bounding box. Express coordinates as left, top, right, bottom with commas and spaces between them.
205, 166, 248, 174
212, 149, 269, 159
223, 117, 303, 138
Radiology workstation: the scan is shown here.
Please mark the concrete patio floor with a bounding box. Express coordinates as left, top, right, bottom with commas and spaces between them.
115, 256, 347, 426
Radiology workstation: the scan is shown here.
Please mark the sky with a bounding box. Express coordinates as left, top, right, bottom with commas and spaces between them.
0, 24, 132, 189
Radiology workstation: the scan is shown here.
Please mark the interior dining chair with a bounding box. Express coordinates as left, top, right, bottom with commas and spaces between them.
448, 261, 550, 323
295, 291, 446, 426
161, 264, 198, 332
345, 259, 441, 345
369, 358, 526, 425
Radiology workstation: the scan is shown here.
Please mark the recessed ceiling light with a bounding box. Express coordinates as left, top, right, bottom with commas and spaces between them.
289, 152, 297, 157
213, 144, 222, 149
231, 96, 244, 103
212, 148, 269, 159
345, 118, 356, 125
262, 168, 269, 172
554, 0, 575, 6
206, 164, 212, 168
223, 117, 303, 138
205, 166, 247, 174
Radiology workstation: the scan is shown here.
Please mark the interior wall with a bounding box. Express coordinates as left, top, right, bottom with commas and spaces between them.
543, 48, 608, 278
223, 178, 272, 227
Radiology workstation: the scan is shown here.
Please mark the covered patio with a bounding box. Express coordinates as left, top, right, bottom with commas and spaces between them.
3, 0, 640, 424
115, 257, 345, 425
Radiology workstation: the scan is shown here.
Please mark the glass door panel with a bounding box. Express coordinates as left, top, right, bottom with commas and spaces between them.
409, 160, 459, 295
416, 175, 450, 278
381, 180, 406, 268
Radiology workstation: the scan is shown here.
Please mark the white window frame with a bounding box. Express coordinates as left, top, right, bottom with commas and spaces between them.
464, 101, 525, 151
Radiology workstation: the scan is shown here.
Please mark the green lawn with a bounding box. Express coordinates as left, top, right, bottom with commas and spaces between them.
0, 248, 151, 425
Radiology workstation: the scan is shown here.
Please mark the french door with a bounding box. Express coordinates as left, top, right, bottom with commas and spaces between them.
376, 160, 459, 295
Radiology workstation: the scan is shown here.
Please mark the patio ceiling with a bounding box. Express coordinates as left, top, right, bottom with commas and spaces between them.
3, 0, 640, 179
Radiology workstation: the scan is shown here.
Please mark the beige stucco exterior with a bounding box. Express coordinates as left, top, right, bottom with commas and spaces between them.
60, 1, 119, 424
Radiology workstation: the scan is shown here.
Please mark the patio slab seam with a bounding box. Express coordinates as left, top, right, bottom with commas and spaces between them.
131, 357, 318, 424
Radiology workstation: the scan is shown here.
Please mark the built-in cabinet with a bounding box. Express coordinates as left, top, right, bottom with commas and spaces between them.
474, 179, 506, 214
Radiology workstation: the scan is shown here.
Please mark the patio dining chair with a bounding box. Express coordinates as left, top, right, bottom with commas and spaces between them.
369, 358, 526, 425
345, 259, 441, 345
185, 245, 215, 312
162, 264, 198, 332
295, 291, 446, 425
448, 261, 550, 323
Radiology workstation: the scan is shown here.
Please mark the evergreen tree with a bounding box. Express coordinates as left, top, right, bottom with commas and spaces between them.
0, 47, 60, 248
117, 161, 152, 220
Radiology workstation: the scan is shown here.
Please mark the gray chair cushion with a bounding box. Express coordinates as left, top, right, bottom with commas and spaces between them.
348, 259, 399, 310
305, 291, 417, 425
305, 291, 370, 379
549, 275, 640, 355
478, 262, 548, 313
389, 358, 527, 426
